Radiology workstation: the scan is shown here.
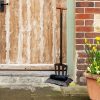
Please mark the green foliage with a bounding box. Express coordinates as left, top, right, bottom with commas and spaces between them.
85, 37, 100, 75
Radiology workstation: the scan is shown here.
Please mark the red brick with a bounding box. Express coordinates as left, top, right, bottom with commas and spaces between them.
85, 20, 93, 25
76, 20, 84, 25
76, 8, 84, 13
76, 33, 84, 38
85, 8, 100, 13
85, 33, 94, 38
77, 58, 86, 64
76, 14, 94, 19
77, 65, 88, 70
76, 74, 86, 85
95, 2, 100, 7
76, 2, 94, 7
78, 52, 87, 58
77, 71, 85, 78
76, 45, 84, 50
85, 33, 100, 38
76, 39, 85, 44
76, 27, 94, 32
94, 33, 100, 37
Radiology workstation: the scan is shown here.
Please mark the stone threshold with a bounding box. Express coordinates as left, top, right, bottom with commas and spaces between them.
0, 72, 90, 100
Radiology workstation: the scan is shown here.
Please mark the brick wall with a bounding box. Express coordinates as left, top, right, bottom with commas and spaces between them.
75, 0, 100, 85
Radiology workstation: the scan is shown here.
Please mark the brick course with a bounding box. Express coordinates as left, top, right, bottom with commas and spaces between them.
76, 33, 84, 38
85, 20, 93, 25
76, 26, 94, 32
76, 20, 84, 25
76, 2, 94, 7
76, 8, 84, 13
85, 8, 100, 13
95, 2, 100, 7
76, 45, 84, 50
76, 14, 94, 19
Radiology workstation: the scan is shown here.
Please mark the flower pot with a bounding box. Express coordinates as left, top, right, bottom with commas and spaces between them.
84, 72, 100, 100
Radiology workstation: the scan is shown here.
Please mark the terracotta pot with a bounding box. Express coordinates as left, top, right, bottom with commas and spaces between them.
84, 72, 100, 100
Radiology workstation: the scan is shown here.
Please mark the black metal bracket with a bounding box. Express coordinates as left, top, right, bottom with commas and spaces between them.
0, 0, 8, 12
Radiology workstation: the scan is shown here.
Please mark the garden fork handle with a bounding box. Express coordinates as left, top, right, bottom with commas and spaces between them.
56, 7, 67, 64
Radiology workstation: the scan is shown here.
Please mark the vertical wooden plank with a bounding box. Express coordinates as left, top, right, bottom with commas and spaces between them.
56, 0, 67, 63
0, 11, 6, 63
5, 0, 10, 64
17, 0, 23, 64
63, 0, 67, 63
30, 0, 41, 63
9, 0, 19, 63
52, 0, 56, 64
39, 0, 44, 63
43, 0, 53, 64
62, 9, 67, 63
30, 0, 35, 64
56, 0, 67, 8
55, 7, 60, 63
0, 13, 1, 63
34, 0, 41, 63
26, 0, 31, 64
22, 0, 27, 63
56, 0, 61, 63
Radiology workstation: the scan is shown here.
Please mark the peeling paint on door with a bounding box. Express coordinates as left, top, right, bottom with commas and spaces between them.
0, 0, 67, 70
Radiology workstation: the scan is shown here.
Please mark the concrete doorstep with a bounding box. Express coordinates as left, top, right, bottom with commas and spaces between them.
0, 74, 90, 100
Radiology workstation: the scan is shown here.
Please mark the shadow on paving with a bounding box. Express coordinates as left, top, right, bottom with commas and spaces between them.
0, 87, 90, 100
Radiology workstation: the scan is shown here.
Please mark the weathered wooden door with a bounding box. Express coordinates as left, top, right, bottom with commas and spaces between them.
0, 0, 67, 70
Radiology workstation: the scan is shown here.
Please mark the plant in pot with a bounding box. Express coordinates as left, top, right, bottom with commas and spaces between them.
84, 37, 100, 100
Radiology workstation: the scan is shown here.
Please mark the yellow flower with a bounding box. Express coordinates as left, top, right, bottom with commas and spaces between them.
95, 37, 100, 41
85, 38, 88, 43
97, 41, 100, 44
69, 82, 76, 87
92, 46, 97, 52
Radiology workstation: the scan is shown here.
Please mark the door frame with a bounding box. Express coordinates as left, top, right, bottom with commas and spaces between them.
67, 0, 76, 80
